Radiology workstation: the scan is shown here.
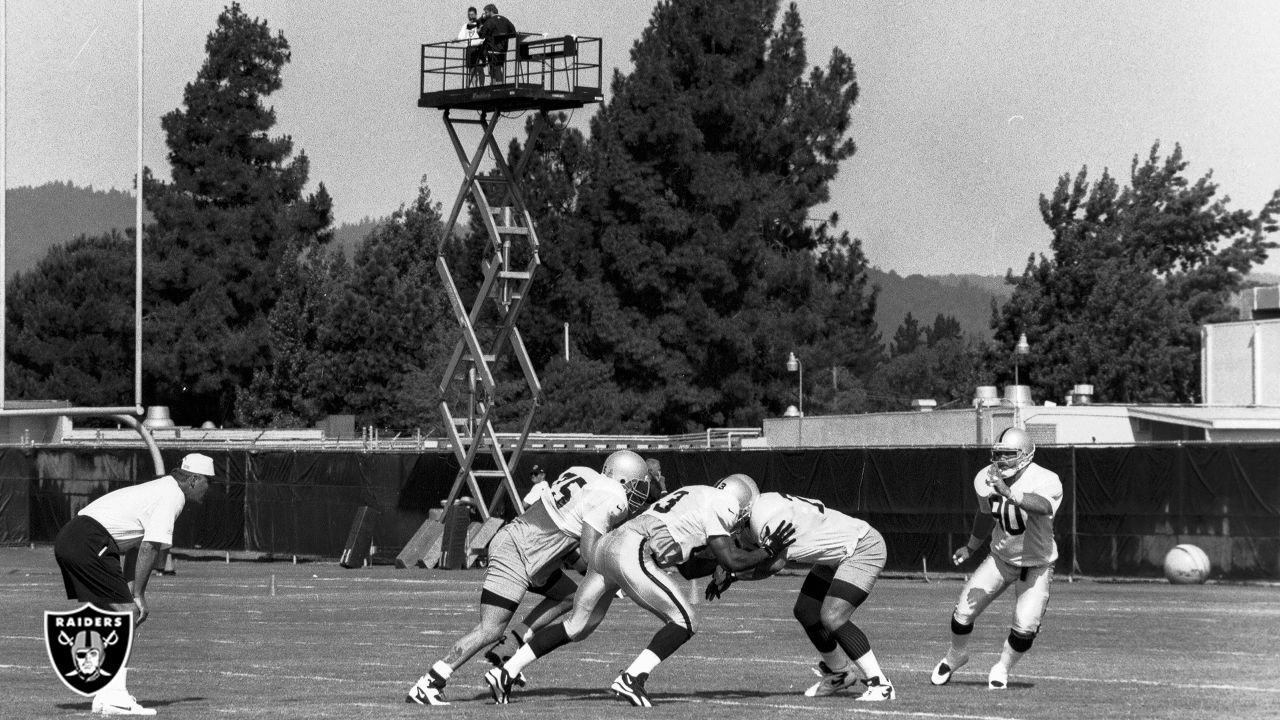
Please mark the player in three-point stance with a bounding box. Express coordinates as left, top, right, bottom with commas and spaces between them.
931, 426, 1063, 690
480, 456, 673, 670
405, 450, 652, 705
704, 491, 896, 701
484, 474, 796, 707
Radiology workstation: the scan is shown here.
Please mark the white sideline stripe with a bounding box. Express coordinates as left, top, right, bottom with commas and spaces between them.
701, 697, 1021, 720
585, 654, 1280, 694
1025, 673, 1280, 693
4, 661, 1278, 698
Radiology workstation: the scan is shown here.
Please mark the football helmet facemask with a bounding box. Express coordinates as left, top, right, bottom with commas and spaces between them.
603, 450, 652, 512
991, 426, 1035, 477
715, 473, 760, 530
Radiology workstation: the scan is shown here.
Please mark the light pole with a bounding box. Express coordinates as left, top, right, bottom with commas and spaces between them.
1013, 333, 1030, 387
1013, 333, 1030, 427
786, 352, 803, 416
786, 352, 803, 446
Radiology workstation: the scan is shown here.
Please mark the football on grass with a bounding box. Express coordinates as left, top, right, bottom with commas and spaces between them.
1163, 543, 1210, 584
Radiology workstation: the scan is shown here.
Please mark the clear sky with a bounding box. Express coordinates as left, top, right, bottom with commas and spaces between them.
5, 1, 1280, 277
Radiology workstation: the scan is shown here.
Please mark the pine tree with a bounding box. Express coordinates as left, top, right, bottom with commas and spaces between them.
142, 2, 332, 425
510, 0, 872, 431
5, 233, 136, 408
995, 142, 1280, 403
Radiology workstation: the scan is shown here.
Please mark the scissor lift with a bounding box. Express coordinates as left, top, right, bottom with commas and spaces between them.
396, 33, 603, 568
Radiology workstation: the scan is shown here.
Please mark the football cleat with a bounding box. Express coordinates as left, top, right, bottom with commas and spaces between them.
610, 672, 653, 707
855, 676, 896, 702
804, 661, 860, 697
483, 631, 528, 687
484, 667, 515, 704
930, 651, 969, 686
404, 679, 449, 706
987, 663, 1008, 690
93, 694, 157, 716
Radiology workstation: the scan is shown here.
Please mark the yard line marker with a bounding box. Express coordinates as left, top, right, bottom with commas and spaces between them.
1018, 673, 1280, 693
700, 697, 1023, 720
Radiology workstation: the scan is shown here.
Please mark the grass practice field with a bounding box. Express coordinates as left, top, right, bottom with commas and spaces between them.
2, 546, 1277, 720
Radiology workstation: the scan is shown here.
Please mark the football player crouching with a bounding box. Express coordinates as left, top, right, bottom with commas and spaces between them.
406, 451, 652, 705
705, 490, 896, 701
484, 474, 795, 707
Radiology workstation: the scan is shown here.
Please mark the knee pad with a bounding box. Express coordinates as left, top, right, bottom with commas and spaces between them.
793, 596, 822, 627
1007, 629, 1035, 653
951, 616, 974, 635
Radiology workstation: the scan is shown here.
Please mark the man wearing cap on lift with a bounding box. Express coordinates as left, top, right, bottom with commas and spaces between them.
53, 453, 217, 715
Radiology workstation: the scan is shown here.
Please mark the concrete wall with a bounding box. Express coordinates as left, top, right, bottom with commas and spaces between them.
1202, 319, 1280, 405
762, 409, 982, 448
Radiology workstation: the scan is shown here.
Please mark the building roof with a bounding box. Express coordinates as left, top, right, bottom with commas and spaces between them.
1125, 405, 1280, 430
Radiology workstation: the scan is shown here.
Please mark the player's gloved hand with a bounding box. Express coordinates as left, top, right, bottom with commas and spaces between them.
704, 567, 737, 601
761, 520, 797, 557
952, 545, 974, 566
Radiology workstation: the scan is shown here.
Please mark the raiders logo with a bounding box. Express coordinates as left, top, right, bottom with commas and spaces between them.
44, 604, 134, 696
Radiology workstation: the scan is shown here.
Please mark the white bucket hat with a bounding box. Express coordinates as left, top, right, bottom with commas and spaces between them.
179, 453, 216, 478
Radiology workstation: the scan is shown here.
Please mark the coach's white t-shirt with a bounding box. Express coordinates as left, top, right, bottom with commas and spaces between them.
79, 476, 187, 551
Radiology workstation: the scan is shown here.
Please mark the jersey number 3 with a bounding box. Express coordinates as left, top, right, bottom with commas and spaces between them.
652, 489, 688, 513
990, 497, 1026, 535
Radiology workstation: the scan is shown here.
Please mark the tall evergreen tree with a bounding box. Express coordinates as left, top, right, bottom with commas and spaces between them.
245, 182, 454, 430
890, 313, 922, 357
142, 2, 332, 425
512, 0, 872, 431
995, 142, 1280, 403
5, 233, 136, 408
924, 314, 963, 348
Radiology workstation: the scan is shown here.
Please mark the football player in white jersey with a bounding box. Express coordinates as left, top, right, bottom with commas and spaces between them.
930, 426, 1063, 690
704, 491, 896, 701
406, 450, 652, 705
484, 474, 796, 707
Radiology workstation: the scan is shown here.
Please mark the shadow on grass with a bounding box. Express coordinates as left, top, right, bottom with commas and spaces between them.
939, 679, 1036, 690
57, 696, 208, 711
456, 685, 831, 704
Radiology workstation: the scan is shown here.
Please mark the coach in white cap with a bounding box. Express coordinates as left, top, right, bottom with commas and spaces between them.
53, 452, 216, 715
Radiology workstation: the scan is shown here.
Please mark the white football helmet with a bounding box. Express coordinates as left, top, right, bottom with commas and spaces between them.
715, 473, 760, 530
991, 427, 1035, 477
602, 450, 651, 511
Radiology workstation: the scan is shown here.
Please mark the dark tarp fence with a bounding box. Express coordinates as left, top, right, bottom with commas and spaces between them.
10, 444, 1280, 578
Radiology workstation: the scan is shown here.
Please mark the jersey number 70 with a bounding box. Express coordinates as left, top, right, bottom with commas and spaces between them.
990, 496, 1026, 535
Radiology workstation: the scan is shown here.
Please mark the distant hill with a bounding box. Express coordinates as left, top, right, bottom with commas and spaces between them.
869, 267, 1010, 342
3, 183, 382, 277
5, 183, 141, 278
5, 183, 1276, 341
332, 216, 381, 258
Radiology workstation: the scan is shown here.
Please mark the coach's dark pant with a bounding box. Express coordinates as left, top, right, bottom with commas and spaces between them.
54, 516, 134, 606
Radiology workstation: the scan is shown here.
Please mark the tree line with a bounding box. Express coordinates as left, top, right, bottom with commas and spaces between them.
6, 1, 1278, 433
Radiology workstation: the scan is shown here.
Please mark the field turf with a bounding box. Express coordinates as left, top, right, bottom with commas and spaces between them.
2, 546, 1277, 719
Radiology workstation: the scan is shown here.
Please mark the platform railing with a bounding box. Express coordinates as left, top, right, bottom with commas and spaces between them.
419, 35, 602, 97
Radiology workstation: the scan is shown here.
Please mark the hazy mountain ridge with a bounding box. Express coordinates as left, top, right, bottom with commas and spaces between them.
5, 183, 142, 278
6, 184, 1276, 342
869, 267, 1010, 341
